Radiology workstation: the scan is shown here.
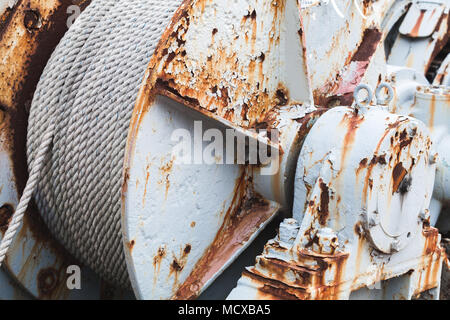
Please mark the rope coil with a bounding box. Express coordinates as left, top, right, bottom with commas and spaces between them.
1, 0, 182, 288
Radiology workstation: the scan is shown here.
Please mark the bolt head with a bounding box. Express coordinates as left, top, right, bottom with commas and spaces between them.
390, 240, 401, 253
429, 151, 438, 165
368, 215, 380, 228
419, 210, 430, 221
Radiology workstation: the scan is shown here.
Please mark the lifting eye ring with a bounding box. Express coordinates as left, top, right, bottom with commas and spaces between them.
354, 83, 395, 108
354, 84, 374, 108
376, 82, 394, 106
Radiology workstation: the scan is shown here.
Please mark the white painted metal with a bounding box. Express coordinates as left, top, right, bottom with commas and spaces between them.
434, 54, 450, 87
122, 96, 280, 299
294, 106, 435, 253
399, 1, 446, 37
386, 65, 429, 116
388, 0, 449, 74
386, 67, 449, 228
411, 86, 450, 226
228, 106, 443, 300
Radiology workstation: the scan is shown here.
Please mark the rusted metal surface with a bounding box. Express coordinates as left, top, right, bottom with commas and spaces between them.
399, 1, 446, 37
0, 0, 81, 299
142, 0, 399, 120
122, 0, 344, 299
413, 87, 450, 229
301, 0, 390, 107
143, 0, 312, 129
173, 195, 278, 300
385, 81, 450, 229
128, 0, 401, 213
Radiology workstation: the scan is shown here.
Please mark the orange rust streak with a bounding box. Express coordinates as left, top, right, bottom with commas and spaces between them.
141, 0, 289, 128
249, 251, 349, 300
392, 162, 407, 194
153, 245, 167, 287
361, 119, 408, 204
338, 112, 365, 177
410, 10, 426, 37
168, 244, 192, 291
429, 95, 436, 129
173, 173, 276, 299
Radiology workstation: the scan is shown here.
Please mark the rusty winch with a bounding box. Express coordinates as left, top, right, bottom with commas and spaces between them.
0, 0, 448, 300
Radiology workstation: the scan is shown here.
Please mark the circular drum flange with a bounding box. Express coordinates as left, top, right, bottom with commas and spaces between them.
363, 118, 435, 253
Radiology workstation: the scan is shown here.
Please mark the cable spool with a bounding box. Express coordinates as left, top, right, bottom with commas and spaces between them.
26, 0, 183, 288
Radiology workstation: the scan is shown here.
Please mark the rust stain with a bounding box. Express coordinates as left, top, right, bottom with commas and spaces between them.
313, 28, 382, 107
338, 112, 365, 177
37, 267, 59, 298
352, 222, 365, 288
5, 201, 79, 300
429, 95, 436, 129
168, 244, 192, 290
173, 171, 276, 299
250, 250, 349, 300
318, 179, 330, 226
426, 13, 450, 73
23, 9, 41, 31
361, 118, 409, 204
246, 214, 444, 300
392, 162, 407, 194
127, 239, 136, 254
143, 164, 150, 205
138, 0, 291, 129
159, 159, 174, 201
413, 226, 446, 296
0, 0, 91, 197
410, 9, 426, 37
153, 245, 167, 286
0, 0, 92, 299
0, 204, 14, 234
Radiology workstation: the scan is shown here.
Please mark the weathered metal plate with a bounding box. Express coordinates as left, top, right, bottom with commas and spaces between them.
399, 1, 446, 38
388, 1, 449, 74
122, 95, 280, 300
